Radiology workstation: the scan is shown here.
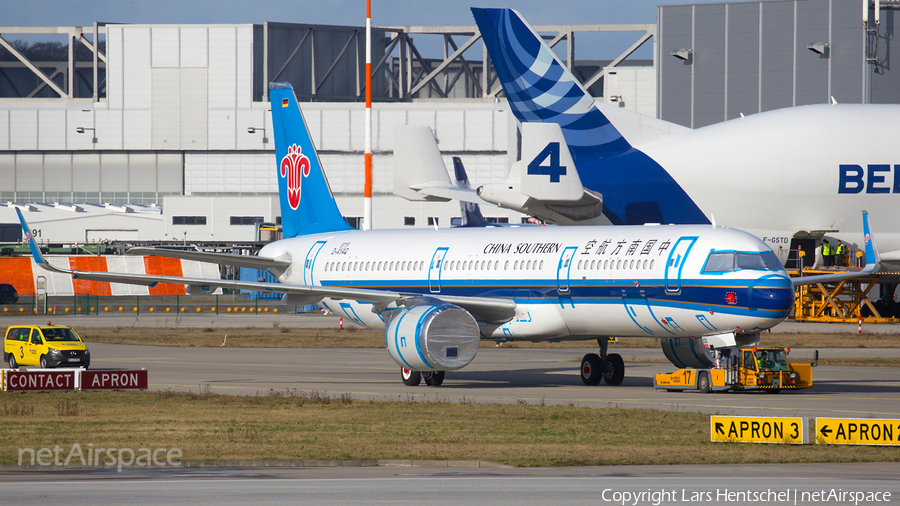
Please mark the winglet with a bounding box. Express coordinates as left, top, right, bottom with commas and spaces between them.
793, 210, 881, 286
15, 208, 46, 265
862, 210, 879, 268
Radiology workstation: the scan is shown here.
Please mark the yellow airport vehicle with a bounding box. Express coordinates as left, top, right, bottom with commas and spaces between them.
3, 324, 90, 369
654, 347, 815, 393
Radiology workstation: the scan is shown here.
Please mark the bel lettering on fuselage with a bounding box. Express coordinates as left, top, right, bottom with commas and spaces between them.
838, 164, 900, 194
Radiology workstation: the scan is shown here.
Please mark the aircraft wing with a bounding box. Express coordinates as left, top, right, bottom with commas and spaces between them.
127, 247, 291, 270
792, 211, 881, 286
16, 210, 516, 322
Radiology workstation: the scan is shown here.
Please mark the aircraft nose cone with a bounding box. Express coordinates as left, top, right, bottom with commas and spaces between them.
750, 275, 794, 317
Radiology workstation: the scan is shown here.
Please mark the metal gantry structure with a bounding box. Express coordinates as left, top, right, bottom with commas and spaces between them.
0, 23, 106, 100
1, 21, 654, 103
375, 23, 655, 101
281, 22, 656, 102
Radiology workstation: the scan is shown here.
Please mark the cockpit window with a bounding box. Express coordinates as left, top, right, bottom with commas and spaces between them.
736, 252, 766, 270
703, 252, 735, 272
702, 251, 784, 273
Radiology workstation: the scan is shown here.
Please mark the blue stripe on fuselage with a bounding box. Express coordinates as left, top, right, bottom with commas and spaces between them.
320, 276, 793, 317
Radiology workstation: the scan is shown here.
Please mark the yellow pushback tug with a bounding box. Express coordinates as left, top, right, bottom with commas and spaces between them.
654, 347, 816, 393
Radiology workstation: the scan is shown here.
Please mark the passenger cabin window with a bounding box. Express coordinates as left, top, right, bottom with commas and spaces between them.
702, 251, 784, 273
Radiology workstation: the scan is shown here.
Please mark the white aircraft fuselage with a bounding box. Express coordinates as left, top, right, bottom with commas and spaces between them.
260, 224, 793, 341
638, 103, 900, 263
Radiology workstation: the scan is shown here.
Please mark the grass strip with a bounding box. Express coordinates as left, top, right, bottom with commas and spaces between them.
1, 390, 897, 467
77, 328, 900, 350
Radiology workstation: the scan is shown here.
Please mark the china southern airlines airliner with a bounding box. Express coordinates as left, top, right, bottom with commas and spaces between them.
19, 82, 873, 388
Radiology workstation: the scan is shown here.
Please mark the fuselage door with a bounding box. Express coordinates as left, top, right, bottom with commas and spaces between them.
665, 236, 698, 293
428, 247, 449, 293
303, 241, 327, 285
556, 246, 578, 292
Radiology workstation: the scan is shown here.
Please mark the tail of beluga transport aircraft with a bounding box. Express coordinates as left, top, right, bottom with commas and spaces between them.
472, 8, 708, 226
269, 82, 352, 238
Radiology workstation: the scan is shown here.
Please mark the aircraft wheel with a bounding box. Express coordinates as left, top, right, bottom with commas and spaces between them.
425, 371, 445, 386
580, 353, 603, 386
603, 353, 625, 386
401, 368, 421, 386
697, 371, 710, 393
8, 354, 17, 369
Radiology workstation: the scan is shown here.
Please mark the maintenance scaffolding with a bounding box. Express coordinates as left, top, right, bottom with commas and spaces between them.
789, 270, 898, 323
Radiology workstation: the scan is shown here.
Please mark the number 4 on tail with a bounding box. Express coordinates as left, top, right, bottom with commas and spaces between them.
527, 142, 566, 183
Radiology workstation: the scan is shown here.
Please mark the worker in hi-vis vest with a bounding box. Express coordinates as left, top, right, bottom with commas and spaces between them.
835, 241, 846, 267
821, 240, 833, 267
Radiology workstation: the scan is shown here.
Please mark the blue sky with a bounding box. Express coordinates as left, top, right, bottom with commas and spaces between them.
7, 1, 719, 27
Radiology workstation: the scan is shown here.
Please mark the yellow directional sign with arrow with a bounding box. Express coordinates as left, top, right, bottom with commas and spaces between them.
711, 416, 807, 444
816, 418, 900, 445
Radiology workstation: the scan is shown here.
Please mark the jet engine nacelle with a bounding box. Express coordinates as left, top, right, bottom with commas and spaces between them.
385, 299, 480, 372
661, 336, 715, 368
661, 332, 762, 368
185, 284, 222, 295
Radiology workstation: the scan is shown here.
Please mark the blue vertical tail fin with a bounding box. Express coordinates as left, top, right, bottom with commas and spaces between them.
473, 8, 709, 226
452, 157, 489, 227
269, 82, 352, 237
472, 8, 631, 163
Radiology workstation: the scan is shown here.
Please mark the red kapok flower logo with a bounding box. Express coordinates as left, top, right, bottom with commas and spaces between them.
280, 144, 310, 210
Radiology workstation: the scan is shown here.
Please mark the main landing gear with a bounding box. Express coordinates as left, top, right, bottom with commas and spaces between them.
580, 338, 625, 386
401, 368, 445, 387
